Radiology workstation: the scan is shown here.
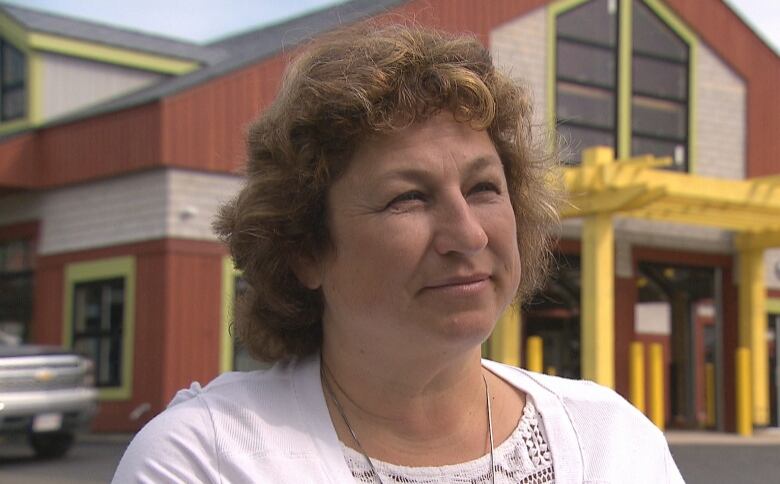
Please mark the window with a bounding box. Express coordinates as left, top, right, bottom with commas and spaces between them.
72, 278, 125, 387
554, 0, 691, 170
0, 239, 34, 340
631, 0, 688, 169
64, 257, 135, 400
0, 39, 26, 122
556, 0, 618, 165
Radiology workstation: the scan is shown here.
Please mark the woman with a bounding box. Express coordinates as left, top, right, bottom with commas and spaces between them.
113, 23, 683, 483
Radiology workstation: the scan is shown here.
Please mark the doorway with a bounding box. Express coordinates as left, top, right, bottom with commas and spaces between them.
524, 253, 581, 379
636, 262, 722, 429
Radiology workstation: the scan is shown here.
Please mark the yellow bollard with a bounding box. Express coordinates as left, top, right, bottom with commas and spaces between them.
629, 342, 646, 414
648, 343, 665, 430
546, 366, 557, 376
736, 347, 753, 436
705, 363, 716, 428
526, 336, 543, 373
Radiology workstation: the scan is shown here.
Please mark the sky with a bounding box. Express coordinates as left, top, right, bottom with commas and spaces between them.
0, 0, 777, 53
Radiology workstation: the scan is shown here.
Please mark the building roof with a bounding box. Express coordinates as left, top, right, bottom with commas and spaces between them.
35, 0, 406, 128
0, 3, 227, 64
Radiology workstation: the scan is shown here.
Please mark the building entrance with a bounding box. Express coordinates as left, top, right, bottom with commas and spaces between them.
524, 253, 581, 379
636, 262, 722, 429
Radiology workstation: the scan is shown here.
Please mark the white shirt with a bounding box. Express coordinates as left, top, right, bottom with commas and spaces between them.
112, 355, 684, 483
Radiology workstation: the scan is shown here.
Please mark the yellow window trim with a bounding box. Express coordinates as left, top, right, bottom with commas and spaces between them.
0, 10, 30, 50
220, 256, 240, 373
28, 33, 200, 75
768, 298, 780, 315
63, 256, 136, 401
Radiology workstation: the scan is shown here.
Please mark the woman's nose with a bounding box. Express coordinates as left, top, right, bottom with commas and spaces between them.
432, 193, 488, 256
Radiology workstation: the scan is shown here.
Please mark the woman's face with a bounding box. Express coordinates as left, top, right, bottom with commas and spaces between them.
304, 112, 521, 355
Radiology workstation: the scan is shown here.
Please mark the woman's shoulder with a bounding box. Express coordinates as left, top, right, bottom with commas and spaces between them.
112, 360, 315, 482
484, 361, 681, 482
483, 359, 646, 417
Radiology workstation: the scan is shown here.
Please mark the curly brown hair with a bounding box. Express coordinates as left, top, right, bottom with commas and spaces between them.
214, 22, 560, 362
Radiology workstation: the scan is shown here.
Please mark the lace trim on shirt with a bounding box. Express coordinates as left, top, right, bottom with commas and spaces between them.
340, 399, 555, 484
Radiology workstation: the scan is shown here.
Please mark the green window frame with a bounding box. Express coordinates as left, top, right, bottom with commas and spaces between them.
64, 256, 135, 400
549, 0, 697, 171
0, 37, 26, 122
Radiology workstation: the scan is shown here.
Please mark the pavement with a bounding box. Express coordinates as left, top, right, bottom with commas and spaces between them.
665, 427, 780, 445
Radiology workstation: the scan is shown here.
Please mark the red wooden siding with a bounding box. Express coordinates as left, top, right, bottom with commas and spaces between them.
614, 275, 636, 399
160, 243, 224, 401
38, 104, 163, 187
0, 133, 39, 189
0, 220, 38, 241
161, 54, 289, 172
396, 0, 547, 43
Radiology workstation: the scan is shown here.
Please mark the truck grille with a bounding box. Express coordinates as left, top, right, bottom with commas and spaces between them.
0, 372, 84, 392
0, 355, 86, 393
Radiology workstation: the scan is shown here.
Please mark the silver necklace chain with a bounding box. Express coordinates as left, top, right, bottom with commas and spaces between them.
320, 362, 496, 484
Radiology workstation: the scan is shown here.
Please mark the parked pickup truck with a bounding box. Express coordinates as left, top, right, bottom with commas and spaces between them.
0, 331, 98, 458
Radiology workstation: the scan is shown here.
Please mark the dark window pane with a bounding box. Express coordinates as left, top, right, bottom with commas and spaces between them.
558, 40, 616, 88
632, 136, 686, 170
632, 0, 687, 61
0, 272, 33, 326
558, 0, 617, 46
0, 240, 31, 272
2, 43, 25, 84
73, 338, 99, 367
72, 277, 125, 387
2, 88, 25, 119
559, 124, 615, 164
558, 82, 615, 129
633, 56, 687, 100
632, 96, 686, 139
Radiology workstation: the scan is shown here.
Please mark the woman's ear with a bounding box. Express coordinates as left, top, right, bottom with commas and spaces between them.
291, 253, 323, 290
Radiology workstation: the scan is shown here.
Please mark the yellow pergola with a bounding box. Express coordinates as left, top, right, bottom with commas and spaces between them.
490, 146, 780, 429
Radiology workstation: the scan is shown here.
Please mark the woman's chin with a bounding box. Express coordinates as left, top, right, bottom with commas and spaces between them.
420, 313, 498, 350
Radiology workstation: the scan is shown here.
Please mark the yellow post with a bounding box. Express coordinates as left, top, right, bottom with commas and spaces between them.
736, 347, 753, 436
580, 146, 616, 388
629, 341, 646, 414
526, 336, 543, 373
546, 366, 557, 376
489, 304, 521, 366
737, 249, 768, 426
648, 343, 665, 430
705, 362, 716, 428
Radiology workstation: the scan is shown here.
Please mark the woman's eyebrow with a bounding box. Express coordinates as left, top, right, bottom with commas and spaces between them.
374, 155, 502, 183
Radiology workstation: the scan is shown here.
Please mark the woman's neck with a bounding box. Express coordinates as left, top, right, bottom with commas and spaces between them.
320, 336, 494, 465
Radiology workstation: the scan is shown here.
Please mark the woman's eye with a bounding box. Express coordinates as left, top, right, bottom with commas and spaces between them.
470, 182, 501, 195
386, 191, 426, 210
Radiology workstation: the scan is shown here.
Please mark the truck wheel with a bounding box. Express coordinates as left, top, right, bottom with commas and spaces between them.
30, 431, 75, 459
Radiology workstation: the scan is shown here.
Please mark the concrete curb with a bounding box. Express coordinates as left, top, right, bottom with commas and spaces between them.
666, 428, 780, 445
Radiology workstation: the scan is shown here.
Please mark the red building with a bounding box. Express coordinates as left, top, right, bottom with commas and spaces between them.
0, 0, 778, 432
